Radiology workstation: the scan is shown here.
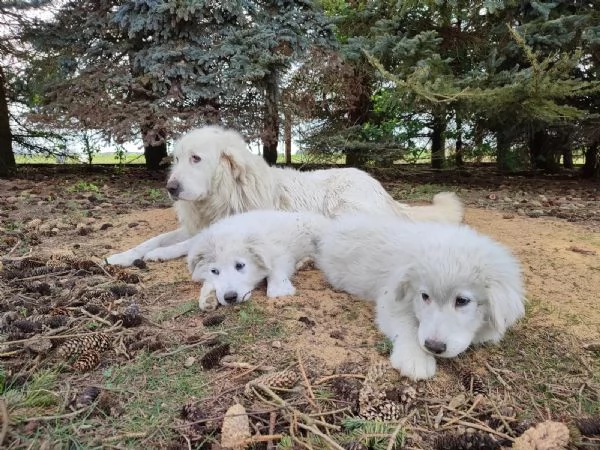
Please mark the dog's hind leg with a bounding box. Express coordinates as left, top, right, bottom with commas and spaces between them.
105, 227, 190, 267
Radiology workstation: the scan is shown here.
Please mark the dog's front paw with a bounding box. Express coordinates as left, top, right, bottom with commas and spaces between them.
198, 285, 218, 311
266, 278, 296, 297
105, 250, 139, 267
144, 249, 165, 262
389, 345, 437, 380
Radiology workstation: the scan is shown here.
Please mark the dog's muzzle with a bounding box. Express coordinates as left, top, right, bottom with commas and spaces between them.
166, 180, 181, 199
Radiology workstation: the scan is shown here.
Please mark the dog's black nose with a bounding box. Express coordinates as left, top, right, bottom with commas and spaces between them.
424, 339, 447, 355
166, 180, 180, 197
223, 291, 238, 304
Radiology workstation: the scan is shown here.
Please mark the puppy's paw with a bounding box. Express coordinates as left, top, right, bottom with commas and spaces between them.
198, 288, 218, 311
389, 346, 437, 380
144, 249, 166, 262
266, 278, 296, 298
105, 250, 139, 267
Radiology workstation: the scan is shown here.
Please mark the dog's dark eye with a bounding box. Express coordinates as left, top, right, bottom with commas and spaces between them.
210, 268, 219, 275
455, 296, 471, 307
235, 262, 245, 271
421, 293, 430, 302
191, 154, 201, 163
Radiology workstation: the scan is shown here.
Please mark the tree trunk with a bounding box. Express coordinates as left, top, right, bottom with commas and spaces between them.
344, 64, 372, 167
562, 146, 574, 169
455, 112, 463, 167
430, 113, 446, 169
496, 129, 512, 172
582, 142, 599, 178
262, 71, 279, 166
0, 66, 16, 177
529, 129, 560, 173
141, 124, 168, 171
284, 109, 292, 165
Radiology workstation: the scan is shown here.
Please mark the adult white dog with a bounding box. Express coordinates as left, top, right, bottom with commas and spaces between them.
183, 210, 328, 310
106, 125, 463, 267
315, 215, 525, 380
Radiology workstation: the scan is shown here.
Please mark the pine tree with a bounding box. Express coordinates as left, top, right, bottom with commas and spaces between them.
25, 0, 335, 167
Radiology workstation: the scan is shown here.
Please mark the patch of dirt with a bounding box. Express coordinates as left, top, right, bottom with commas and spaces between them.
2, 166, 599, 449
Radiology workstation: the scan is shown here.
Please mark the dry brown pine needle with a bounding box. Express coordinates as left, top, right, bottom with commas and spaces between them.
199, 343, 230, 369
512, 420, 570, 450
344, 441, 368, 450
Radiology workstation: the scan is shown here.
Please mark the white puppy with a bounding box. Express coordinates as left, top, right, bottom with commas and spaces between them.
186, 210, 329, 310
106, 125, 463, 267
315, 215, 525, 380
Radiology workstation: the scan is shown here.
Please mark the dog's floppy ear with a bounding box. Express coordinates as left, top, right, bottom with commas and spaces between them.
486, 278, 525, 336
221, 150, 246, 181
246, 237, 271, 272
382, 265, 415, 303
187, 235, 212, 281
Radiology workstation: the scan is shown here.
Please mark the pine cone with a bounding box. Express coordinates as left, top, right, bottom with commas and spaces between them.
434, 431, 501, 450
74, 386, 102, 408
202, 314, 226, 327
199, 343, 230, 369
27, 265, 69, 277
575, 416, 600, 436
57, 333, 111, 359
512, 420, 570, 450
108, 284, 138, 297
221, 403, 250, 449
181, 399, 205, 423
460, 370, 488, 396
72, 350, 101, 372
244, 369, 298, 396
12, 319, 43, 334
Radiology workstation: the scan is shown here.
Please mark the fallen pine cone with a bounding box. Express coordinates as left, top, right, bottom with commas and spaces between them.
57, 333, 111, 359
199, 343, 230, 369
244, 369, 298, 397
460, 370, 488, 396
512, 420, 570, 450
434, 431, 501, 450
72, 351, 101, 372
202, 314, 226, 327
575, 416, 600, 437
74, 386, 102, 409
221, 403, 250, 449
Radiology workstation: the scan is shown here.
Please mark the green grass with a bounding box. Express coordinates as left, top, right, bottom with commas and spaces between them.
16, 152, 145, 165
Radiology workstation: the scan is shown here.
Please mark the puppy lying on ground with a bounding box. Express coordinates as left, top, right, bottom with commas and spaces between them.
315, 215, 525, 380
185, 210, 328, 310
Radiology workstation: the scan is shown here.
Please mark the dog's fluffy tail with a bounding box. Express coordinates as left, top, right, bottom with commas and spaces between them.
392, 192, 464, 224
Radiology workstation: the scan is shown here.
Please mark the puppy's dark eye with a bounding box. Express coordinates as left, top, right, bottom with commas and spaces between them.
421, 293, 430, 302
235, 262, 245, 271
191, 154, 201, 163
210, 268, 219, 275
455, 296, 471, 307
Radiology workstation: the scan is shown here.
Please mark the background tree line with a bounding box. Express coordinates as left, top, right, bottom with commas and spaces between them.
1, 0, 599, 178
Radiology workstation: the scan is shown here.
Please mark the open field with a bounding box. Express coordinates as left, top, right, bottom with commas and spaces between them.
0, 165, 599, 449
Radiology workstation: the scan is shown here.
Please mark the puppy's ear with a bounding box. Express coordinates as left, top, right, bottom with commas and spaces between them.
382, 266, 415, 303
487, 278, 525, 336
246, 237, 271, 272
221, 151, 246, 181
187, 236, 212, 281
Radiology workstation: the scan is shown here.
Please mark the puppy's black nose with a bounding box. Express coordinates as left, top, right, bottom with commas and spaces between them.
166, 180, 180, 197
424, 339, 447, 355
223, 291, 238, 304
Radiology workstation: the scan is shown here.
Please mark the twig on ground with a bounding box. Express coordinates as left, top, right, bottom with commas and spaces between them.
296, 422, 344, 450
386, 410, 416, 450
314, 373, 366, 385
5, 323, 122, 346
484, 362, 512, 390
24, 407, 88, 422
78, 307, 114, 326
